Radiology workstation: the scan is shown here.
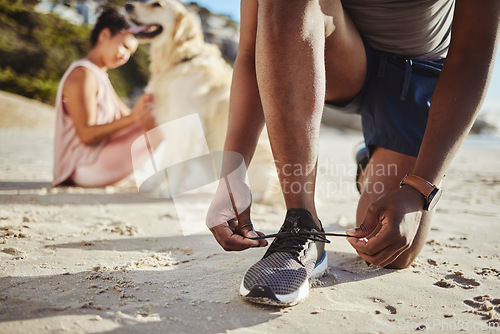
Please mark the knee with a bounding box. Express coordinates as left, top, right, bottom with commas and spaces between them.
384, 252, 418, 269
385, 260, 412, 270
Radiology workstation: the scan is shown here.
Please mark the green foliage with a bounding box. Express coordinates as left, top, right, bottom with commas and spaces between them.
104, 0, 128, 7
0, 1, 150, 105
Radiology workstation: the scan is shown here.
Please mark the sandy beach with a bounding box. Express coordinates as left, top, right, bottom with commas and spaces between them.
1, 90, 500, 333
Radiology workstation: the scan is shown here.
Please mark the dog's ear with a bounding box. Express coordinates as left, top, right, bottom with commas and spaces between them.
172, 10, 199, 45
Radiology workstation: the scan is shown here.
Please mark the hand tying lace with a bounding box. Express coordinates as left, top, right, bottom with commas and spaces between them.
249, 228, 348, 255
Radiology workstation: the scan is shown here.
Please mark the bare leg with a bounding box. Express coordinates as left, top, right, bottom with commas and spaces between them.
255, 0, 365, 226
356, 147, 433, 269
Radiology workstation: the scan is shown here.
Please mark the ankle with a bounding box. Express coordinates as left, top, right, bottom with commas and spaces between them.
286, 207, 321, 229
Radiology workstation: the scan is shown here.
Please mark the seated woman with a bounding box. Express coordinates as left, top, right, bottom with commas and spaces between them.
53, 5, 157, 188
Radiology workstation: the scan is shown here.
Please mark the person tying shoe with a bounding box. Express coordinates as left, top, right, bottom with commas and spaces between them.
206, 0, 499, 306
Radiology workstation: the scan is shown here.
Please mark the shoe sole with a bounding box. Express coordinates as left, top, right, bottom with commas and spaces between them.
239, 251, 328, 307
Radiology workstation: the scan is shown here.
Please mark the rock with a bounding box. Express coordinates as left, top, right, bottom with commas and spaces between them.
186, 2, 239, 64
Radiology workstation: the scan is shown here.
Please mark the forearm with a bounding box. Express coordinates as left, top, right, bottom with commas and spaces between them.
413, 0, 500, 185
224, 53, 265, 166
413, 61, 489, 183
79, 114, 140, 145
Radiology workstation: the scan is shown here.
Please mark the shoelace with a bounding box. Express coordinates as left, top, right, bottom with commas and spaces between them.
249, 228, 349, 255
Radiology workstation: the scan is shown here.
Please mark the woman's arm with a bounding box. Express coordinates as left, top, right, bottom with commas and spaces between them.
62, 67, 152, 145
116, 96, 132, 117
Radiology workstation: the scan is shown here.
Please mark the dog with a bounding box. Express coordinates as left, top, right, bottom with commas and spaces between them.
125, 0, 280, 204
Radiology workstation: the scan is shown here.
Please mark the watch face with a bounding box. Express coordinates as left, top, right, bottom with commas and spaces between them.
427, 188, 442, 211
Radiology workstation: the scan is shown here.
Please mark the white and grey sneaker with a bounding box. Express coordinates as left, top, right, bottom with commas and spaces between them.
240, 208, 329, 306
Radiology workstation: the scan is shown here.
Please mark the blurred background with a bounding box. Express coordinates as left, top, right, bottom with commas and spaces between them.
0, 0, 239, 106
1, 0, 499, 137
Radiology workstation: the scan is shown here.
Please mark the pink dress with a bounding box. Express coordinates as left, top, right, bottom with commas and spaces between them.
53, 59, 146, 187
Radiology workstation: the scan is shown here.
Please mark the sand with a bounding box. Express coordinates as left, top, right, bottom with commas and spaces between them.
1, 90, 500, 333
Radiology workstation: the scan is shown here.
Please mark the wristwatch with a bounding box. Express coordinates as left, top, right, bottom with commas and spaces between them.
400, 174, 442, 211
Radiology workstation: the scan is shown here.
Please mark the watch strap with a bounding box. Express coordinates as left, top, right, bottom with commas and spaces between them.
400, 174, 436, 198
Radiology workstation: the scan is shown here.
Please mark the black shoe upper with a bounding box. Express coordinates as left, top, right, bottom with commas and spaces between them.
264, 208, 326, 264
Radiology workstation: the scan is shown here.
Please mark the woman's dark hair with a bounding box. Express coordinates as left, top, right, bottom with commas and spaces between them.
90, 4, 130, 47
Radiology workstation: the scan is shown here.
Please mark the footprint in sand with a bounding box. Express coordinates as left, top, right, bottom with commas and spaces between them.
1, 247, 27, 259
426, 237, 473, 255
427, 259, 438, 266
475, 267, 500, 278
371, 297, 397, 315
434, 271, 480, 289
463, 295, 500, 325
0, 226, 31, 240
103, 222, 139, 236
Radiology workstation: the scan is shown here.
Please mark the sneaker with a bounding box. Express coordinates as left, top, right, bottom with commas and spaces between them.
354, 144, 370, 194
239, 208, 328, 306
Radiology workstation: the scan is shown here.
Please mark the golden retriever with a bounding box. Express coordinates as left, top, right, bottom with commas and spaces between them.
126, 0, 280, 204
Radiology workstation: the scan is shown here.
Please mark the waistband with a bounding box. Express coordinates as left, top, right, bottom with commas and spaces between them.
371, 48, 445, 101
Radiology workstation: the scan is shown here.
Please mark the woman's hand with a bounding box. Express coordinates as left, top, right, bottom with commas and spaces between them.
131, 93, 155, 123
